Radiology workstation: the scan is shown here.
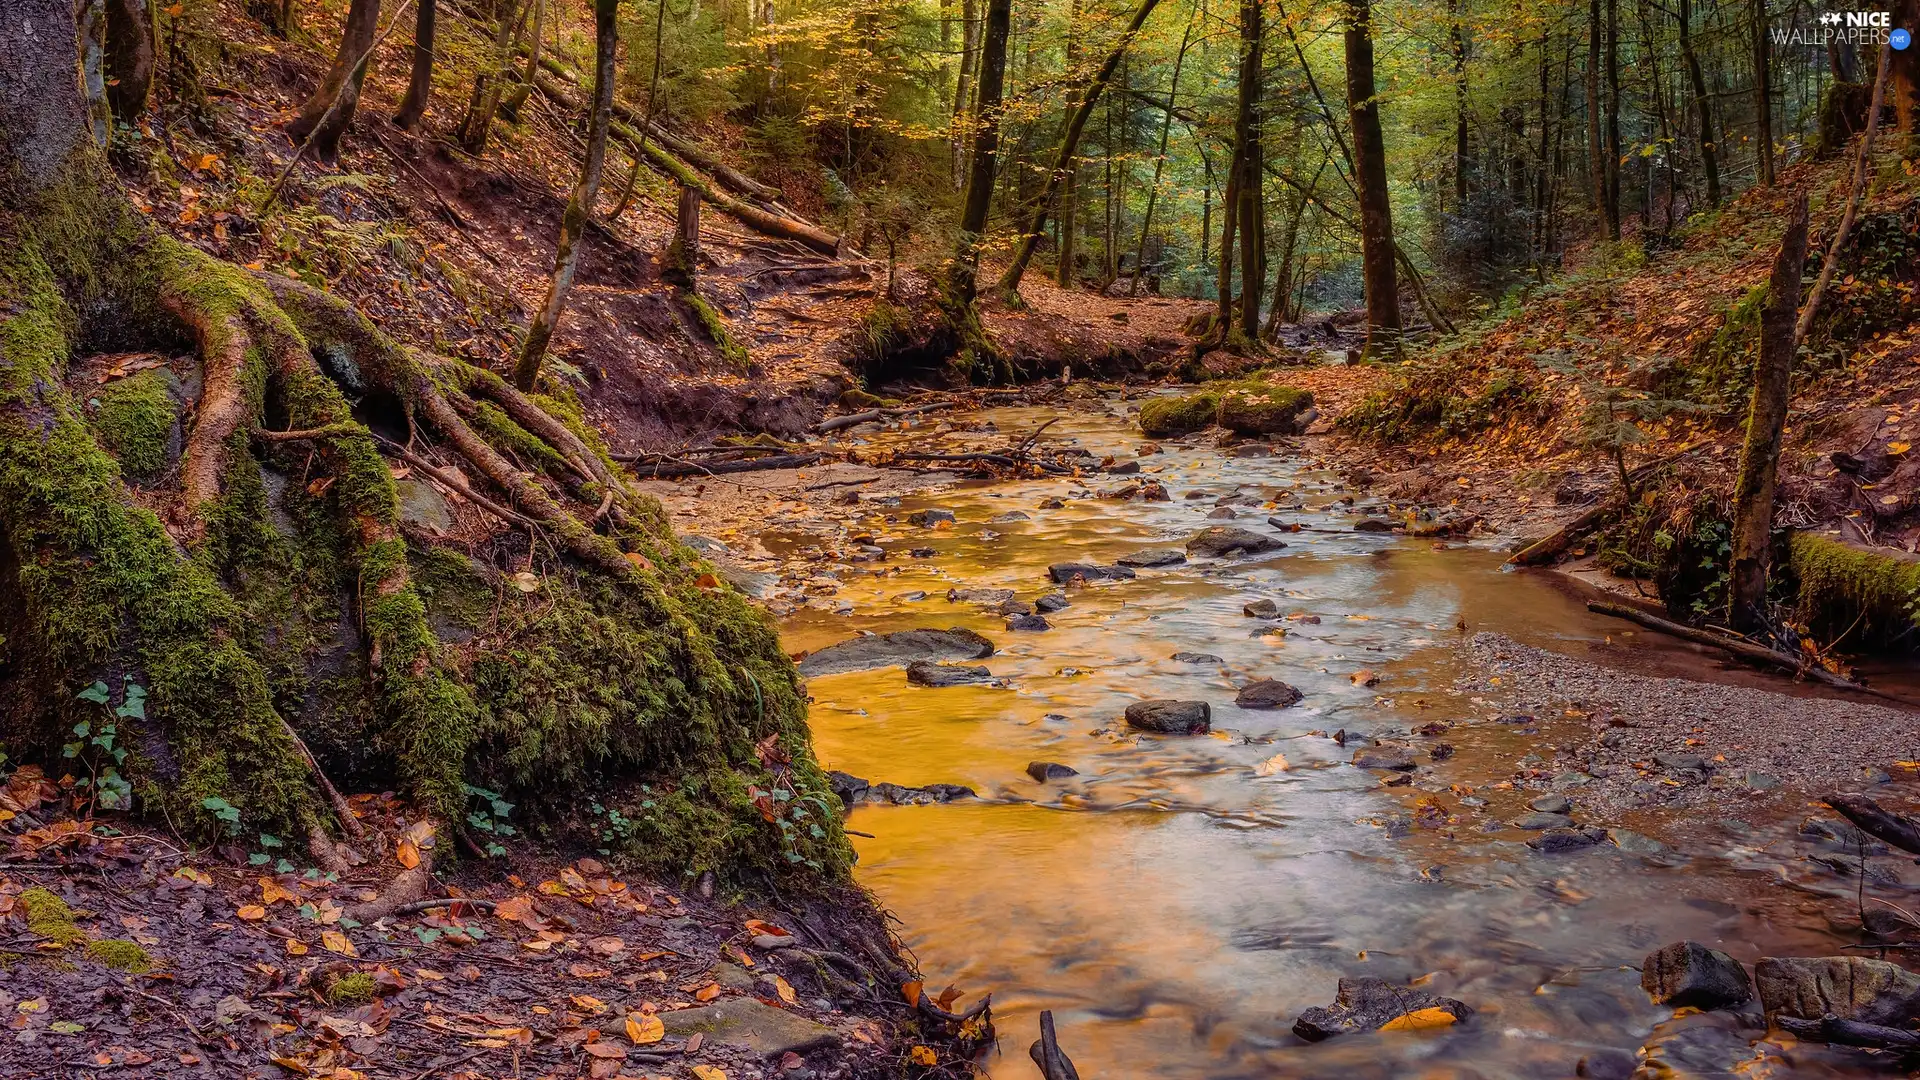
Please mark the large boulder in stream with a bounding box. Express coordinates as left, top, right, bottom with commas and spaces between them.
1117, 548, 1187, 568
798, 627, 995, 676
1186, 526, 1287, 558
1236, 679, 1303, 709
1754, 956, 1920, 1026
1292, 977, 1474, 1041
1216, 384, 1316, 436
1640, 942, 1752, 1010
1125, 700, 1212, 735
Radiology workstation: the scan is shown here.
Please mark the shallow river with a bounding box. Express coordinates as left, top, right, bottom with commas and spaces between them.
777, 406, 1901, 1079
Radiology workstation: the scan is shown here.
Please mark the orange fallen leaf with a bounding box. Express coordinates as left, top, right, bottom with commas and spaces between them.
1381, 1007, 1459, 1031
236, 905, 268, 921
260, 878, 297, 906
396, 838, 420, 870
900, 980, 924, 1006
690, 1067, 728, 1080
909, 1045, 938, 1065
320, 930, 356, 957
694, 982, 722, 1002
771, 975, 796, 1004
626, 1012, 665, 1045
582, 1042, 626, 1059
571, 994, 607, 1014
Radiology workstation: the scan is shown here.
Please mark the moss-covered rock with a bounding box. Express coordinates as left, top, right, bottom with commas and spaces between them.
1216, 383, 1315, 436
89, 369, 178, 481
85, 939, 154, 973
1788, 533, 1920, 648
20, 888, 84, 946
1138, 391, 1222, 437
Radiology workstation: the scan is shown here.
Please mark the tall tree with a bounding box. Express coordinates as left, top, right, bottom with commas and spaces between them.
1344, 0, 1400, 351
1751, 0, 1774, 185
287, 0, 383, 163
1585, 0, 1603, 214
513, 0, 620, 390
457, 0, 528, 156
392, 0, 437, 129
1233, 0, 1263, 332
947, 0, 1012, 306
1677, 0, 1719, 207
1056, 0, 1084, 287
995, 0, 1166, 296
1449, 0, 1469, 205
1129, 0, 1199, 295
1603, 0, 1621, 239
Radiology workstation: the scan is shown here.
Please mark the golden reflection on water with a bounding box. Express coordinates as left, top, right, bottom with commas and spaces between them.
782, 408, 1888, 1079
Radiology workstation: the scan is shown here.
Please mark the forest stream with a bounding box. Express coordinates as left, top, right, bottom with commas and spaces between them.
773, 405, 1917, 1080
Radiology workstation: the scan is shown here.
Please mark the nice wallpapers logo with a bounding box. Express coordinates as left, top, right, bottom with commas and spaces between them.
1770, 8, 1912, 48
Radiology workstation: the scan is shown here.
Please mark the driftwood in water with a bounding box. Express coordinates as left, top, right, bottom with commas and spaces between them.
1826, 793, 1920, 856
1585, 601, 1875, 694
625, 452, 822, 479
893, 451, 1072, 475
815, 402, 950, 433
1776, 1014, 1920, 1051
1507, 499, 1618, 566
1028, 1010, 1082, 1080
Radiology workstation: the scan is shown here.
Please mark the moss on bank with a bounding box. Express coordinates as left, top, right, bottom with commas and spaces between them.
89, 369, 177, 481
687, 293, 750, 372
1216, 383, 1314, 435
1787, 533, 1920, 648
1138, 391, 1221, 437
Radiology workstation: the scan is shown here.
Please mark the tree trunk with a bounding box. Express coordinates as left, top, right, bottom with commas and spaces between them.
994, 0, 1166, 297
458, 0, 526, 156
1752, 0, 1774, 186
288, 0, 382, 163
1603, 0, 1621, 239
513, 0, 618, 390
1214, 138, 1241, 335
1054, 0, 1084, 289
1726, 196, 1806, 633
1678, 0, 1720, 208
104, 0, 157, 125
1234, 0, 1262, 334
499, 0, 546, 121
1129, 0, 1196, 295
1345, 0, 1400, 353
1796, 38, 1892, 347
1450, 0, 1468, 205
952, 0, 978, 188
664, 183, 702, 288
1585, 0, 1604, 213
392, 0, 437, 129
946, 0, 1011, 305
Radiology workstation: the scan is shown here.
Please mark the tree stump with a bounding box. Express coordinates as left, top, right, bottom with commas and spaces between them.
664, 182, 701, 288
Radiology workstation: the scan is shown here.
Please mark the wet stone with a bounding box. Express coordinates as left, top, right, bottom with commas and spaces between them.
1236, 679, 1304, 709
1576, 1049, 1639, 1079
1005, 614, 1051, 631
909, 547, 936, 558
948, 587, 1016, 606
867, 782, 976, 805
1107, 459, 1141, 474
660, 997, 839, 1058
990, 510, 1032, 522
1352, 745, 1418, 771
1206, 507, 1237, 519
1171, 652, 1223, 664
1026, 761, 1078, 782
1607, 829, 1673, 857
1185, 526, 1287, 558
1352, 519, 1396, 533
907, 508, 956, 526
1047, 562, 1137, 584
995, 598, 1035, 616
1117, 548, 1187, 568
905, 661, 996, 687
1755, 956, 1920, 1026
1640, 941, 1753, 1010
1511, 813, 1575, 830
1528, 794, 1572, 814
1291, 977, 1474, 1041
1527, 827, 1608, 853
1035, 594, 1070, 612
1243, 599, 1279, 618
1125, 700, 1212, 735
1655, 752, 1707, 772
798, 627, 995, 676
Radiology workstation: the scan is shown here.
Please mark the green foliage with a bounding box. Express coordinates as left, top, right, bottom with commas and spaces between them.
1137, 391, 1221, 437
68, 678, 139, 809
463, 784, 517, 858
88, 370, 177, 482
857, 300, 913, 364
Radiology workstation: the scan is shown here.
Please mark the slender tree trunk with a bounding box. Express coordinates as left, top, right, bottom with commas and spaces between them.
947, 0, 1011, 305
392, 0, 437, 129
458, 0, 527, 155
663, 183, 701, 288
1586, 0, 1604, 213
1603, 0, 1621, 239
1752, 0, 1774, 186
1726, 196, 1806, 633
1129, 0, 1196, 294
288, 0, 382, 164
952, 0, 978, 188
512, 0, 618, 390
1534, 33, 1552, 258
1796, 38, 1892, 347
499, 0, 547, 120
994, 0, 1165, 297
1450, 0, 1469, 205
1214, 146, 1240, 333
1055, 0, 1083, 288
1345, 0, 1400, 352
1234, 0, 1262, 333
1678, 0, 1720, 207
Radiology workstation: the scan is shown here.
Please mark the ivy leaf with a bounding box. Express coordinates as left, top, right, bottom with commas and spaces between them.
76, 681, 111, 705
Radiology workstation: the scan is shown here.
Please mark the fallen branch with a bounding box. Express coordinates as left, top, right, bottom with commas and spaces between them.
1776, 1014, 1920, 1051
892, 451, 1071, 475
815, 402, 949, 433
1585, 601, 1875, 693
1029, 1010, 1082, 1080
1506, 499, 1618, 566
1826, 793, 1920, 856
626, 452, 822, 479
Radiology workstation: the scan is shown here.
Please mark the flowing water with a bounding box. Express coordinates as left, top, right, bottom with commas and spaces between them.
775, 406, 1907, 1079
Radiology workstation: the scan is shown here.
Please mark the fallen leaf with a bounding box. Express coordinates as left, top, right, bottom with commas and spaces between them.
236, 905, 268, 921
571, 994, 607, 1014
320, 930, 356, 957
260, 878, 297, 906
694, 982, 721, 1002
511, 571, 540, 593
1891, 441, 1912, 455
690, 1067, 728, 1080
396, 838, 420, 870
1380, 1007, 1459, 1031
625, 1012, 664, 1045
582, 1042, 626, 1059
900, 980, 923, 1006
1254, 753, 1289, 776
285, 939, 309, 956
909, 1045, 937, 1065
771, 975, 796, 1004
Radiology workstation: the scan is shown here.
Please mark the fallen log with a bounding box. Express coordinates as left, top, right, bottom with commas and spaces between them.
1028, 1011, 1082, 1080
625, 452, 822, 479
1826, 793, 1920, 856
815, 402, 950, 433
1507, 499, 1618, 567
532, 73, 841, 254
1776, 1014, 1920, 1051
892, 451, 1072, 475
1585, 601, 1875, 694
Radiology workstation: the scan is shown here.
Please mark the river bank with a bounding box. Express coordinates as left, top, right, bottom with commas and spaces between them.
643, 389, 1920, 1078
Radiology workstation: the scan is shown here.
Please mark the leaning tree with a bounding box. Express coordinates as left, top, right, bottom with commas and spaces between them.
0, 0, 847, 886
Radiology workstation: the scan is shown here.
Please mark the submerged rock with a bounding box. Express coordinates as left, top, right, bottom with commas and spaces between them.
798, 627, 995, 676
1026, 761, 1078, 782
1242, 599, 1279, 618
1528, 794, 1572, 814
1640, 942, 1752, 1010
1186, 526, 1286, 558
1510, 812, 1575, 830
907, 508, 956, 526
1291, 977, 1473, 1041
1755, 956, 1920, 1026
905, 661, 996, 687
1117, 548, 1187, 568
1527, 827, 1608, 853
1125, 700, 1211, 735
1047, 562, 1138, 584
1352, 518, 1396, 533
1171, 651, 1224, 664
1236, 679, 1303, 709
1035, 593, 1070, 613
947, 587, 1017, 606
1005, 613, 1051, 631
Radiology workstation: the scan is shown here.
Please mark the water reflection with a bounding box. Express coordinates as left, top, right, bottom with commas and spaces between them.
783, 407, 1907, 1078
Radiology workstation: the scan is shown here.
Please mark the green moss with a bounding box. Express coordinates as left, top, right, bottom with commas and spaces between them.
1788, 533, 1920, 648
85, 939, 154, 973
20, 888, 84, 946
1137, 391, 1221, 437
1216, 383, 1314, 436
838, 388, 897, 409
858, 301, 913, 364
89, 369, 177, 481
325, 970, 376, 1004
687, 294, 750, 372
